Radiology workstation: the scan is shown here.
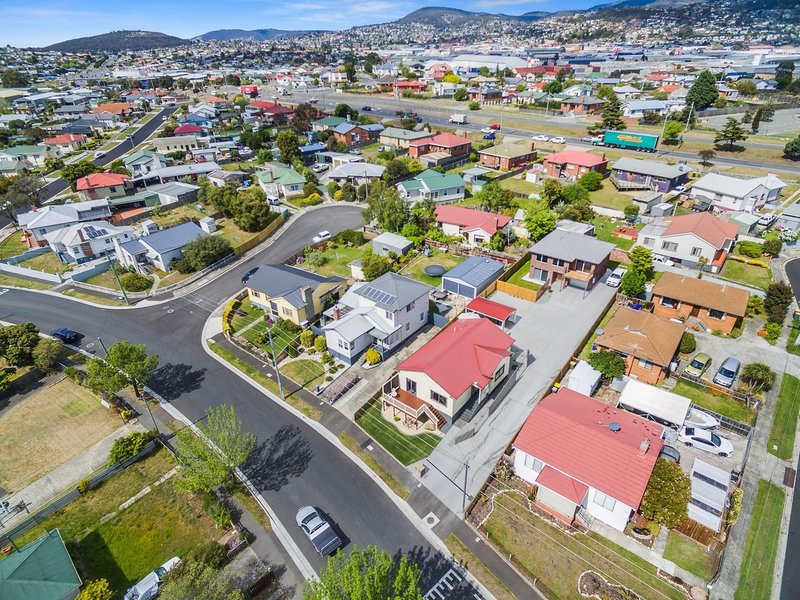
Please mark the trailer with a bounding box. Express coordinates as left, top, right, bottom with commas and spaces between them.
601, 130, 659, 152
240, 85, 259, 97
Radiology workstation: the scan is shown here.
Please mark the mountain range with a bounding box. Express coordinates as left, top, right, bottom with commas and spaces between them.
193, 28, 322, 42
43, 30, 187, 52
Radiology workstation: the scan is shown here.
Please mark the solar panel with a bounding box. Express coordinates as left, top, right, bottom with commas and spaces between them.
361, 286, 397, 306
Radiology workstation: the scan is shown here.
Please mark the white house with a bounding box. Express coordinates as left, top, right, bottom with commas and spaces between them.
513, 388, 664, 532
152, 135, 199, 153
322, 273, 433, 364
690, 172, 786, 213
17, 199, 112, 248
636, 212, 738, 270
123, 149, 167, 176
45, 221, 134, 264
622, 99, 668, 118
397, 169, 465, 204
114, 221, 206, 273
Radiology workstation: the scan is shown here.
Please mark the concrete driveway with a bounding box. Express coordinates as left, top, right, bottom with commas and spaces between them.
419, 282, 617, 512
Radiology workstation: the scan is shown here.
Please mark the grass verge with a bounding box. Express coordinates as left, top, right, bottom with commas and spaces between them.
767, 374, 800, 460
355, 400, 440, 466
0, 273, 52, 290
671, 379, 755, 424
445, 534, 517, 600
663, 531, 715, 582
787, 324, 800, 357
735, 480, 785, 600
338, 432, 410, 500
62, 289, 127, 306
229, 481, 272, 534
280, 359, 326, 391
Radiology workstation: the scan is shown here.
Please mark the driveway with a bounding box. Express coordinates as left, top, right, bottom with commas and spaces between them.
419, 283, 617, 512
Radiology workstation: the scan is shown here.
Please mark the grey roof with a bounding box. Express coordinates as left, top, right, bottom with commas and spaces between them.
612, 157, 688, 180
531, 229, 615, 264
148, 181, 199, 197
151, 161, 221, 178
781, 202, 800, 219
372, 232, 412, 249
442, 256, 504, 288
328, 163, 385, 179
120, 238, 147, 255
140, 221, 205, 255
692, 173, 763, 199
625, 100, 667, 111
247, 264, 343, 308
354, 272, 432, 311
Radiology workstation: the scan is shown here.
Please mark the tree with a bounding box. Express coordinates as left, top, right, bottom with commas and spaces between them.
620, 270, 646, 298
714, 117, 748, 150
763, 237, 782, 257
86, 341, 159, 399
761, 101, 776, 121
362, 181, 408, 232
0, 322, 40, 367
589, 94, 625, 135
182, 236, 233, 271
77, 579, 114, 600
363, 52, 381, 74
476, 181, 514, 212
679, 332, 697, 354
1, 69, 29, 87
333, 104, 358, 119
629, 245, 654, 279
623, 204, 640, 220
1, 176, 40, 221
384, 159, 409, 181
45, 156, 65, 172
240, 127, 271, 151
595, 85, 617, 101
741, 363, 777, 392
453, 88, 467, 101
735, 79, 758, 96
639, 459, 691, 528
305, 545, 422, 600
160, 559, 244, 600
442, 73, 461, 84
663, 120, 683, 144
275, 129, 301, 165
698, 148, 716, 166
233, 189, 276, 233
785, 135, 800, 160
541, 179, 563, 206
362, 253, 393, 280
468, 101, 480, 111
33, 338, 62, 374
776, 60, 795, 90
578, 171, 603, 191
61, 159, 100, 183
344, 62, 356, 83
765, 281, 794, 324
176, 404, 255, 492
588, 350, 625, 380
562, 183, 589, 204
750, 108, 763, 134
558, 199, 594, 223
524, 200, 557, 242
686, 70, 720, 111
292, 103, 318, 134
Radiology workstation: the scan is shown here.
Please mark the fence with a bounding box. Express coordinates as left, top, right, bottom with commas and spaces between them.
0, 440, 158, 541
233, 214, 285, 256
678, 371, 759, 409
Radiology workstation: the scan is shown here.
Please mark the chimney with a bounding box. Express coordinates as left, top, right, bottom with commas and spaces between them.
530, 140, 536, 152
333, 305, 341, 320
78, 228, 85, 242
639, 439, 650, 455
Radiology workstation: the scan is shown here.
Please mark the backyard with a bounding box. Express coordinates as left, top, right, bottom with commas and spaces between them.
400, 250, 465, 287
767, 374, 800, 460
592, 216, 640, 251
735, 480, 786, 600
355, 401, 441, 466
0, 377, 122, 494
671, 379, 755, 424
720, 260, 772, 290
306, 241, 371, 278
480, 493, 686, 600
663, 531, 716, 582
0, 230, 27, 259
505, 259, 541, 291
589, 179, 636, 212
499, 176, 539, 197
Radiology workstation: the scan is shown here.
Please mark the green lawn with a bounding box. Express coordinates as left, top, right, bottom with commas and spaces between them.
590, 179, 636, 212
62, 289, 127, 306
279, 358, 326, 391
238, 318, 294, 358
499, 176, 540, 196
355, 401, 441, 466
663, 531, 715, 582
787, 324, 800, 357
18, 251, 71, 275
308, 242, 371, 278
671, 379, 755, 424
592, 216, 640, 251
720, 260, 773, 290
400, 250, 465, 286
505, 260, 541, 291
0, 231, 27, 259
84, 269, 122, 290
735, 480, 786, 600
0, 273, 52, 290
481, 493, 685, 600
229, 297, 264, 333
767, 374, 800, 460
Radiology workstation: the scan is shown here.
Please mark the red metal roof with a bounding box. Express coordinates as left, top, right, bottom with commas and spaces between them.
249, 101, 294, 114
466, 297, 515, 322
397, 317, 514, 399
536, 466, 589, 504
174, 124, 202, 134
75, 172, 130, 191
662, 212, 738, 249
43, 133, 86, 145
410, 132, 472, 148
434, 205, 511, 236
544, 150, 608, 168
513, 389, 664, 508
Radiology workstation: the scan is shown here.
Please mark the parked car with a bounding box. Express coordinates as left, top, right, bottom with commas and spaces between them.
94, 151, 106, 159
313, 230, 331, 243
361, 106, 372, 111
349, 148, 362, 155
296, 506, 342, 556
684, 408, 720, 430
311, 163, 329, 173
532, 134, 550, 142
489, 123, 501, 130
483, 132, 496, 140
267, 195, 281, 206
659, 445, 681, 463
123, 557, 181, 600
549, 136, 566, 144
309, 97, 319, 104
50, 328, 80, 344
678, 426, 734, 457
605, 266, 625, 288
652, 254, 675, 266
684, 353, 712, 377
713, 356, 741, 388
758, 212, 777, 227
481, 127, 494, 134
242, 267, 260, 285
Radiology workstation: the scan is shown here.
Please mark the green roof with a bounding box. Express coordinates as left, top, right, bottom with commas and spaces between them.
479, 142, 535, 159
123, 148, 166, 166
402, 169, 464, 192
258, 166, 305, 186
312, 116, 347, 128
0, 530, 81, 600
0, 145, 48, 156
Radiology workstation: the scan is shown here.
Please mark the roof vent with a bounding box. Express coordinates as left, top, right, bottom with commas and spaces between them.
609, 422, 621, 432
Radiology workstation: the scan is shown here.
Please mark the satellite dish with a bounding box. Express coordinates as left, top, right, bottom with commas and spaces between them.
609, 422, 621, 432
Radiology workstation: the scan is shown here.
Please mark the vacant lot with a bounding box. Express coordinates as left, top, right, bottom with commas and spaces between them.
0, 378, 121, 493
308, 242, 370, 278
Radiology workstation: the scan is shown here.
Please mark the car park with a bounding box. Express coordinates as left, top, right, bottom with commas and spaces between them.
123, 557, 180, 600
652, 254, 675, 266
684, 352, 712, 377
50, 328, 81, 344
296, 506, 342, 556
678, 426, 734, 457
659, 445, 681, 463
532, 134, 550, 142
313, 230, 331, 243
713, 356, 741, 388
605, 266, 625, 288
242, 267, 259, 285
550, 136, 566, 144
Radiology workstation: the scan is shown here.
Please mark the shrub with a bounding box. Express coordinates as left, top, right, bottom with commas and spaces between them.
365, 347, 381, 365
77, 579, 113, 600
120, 272, 153, 292
64, 366, 84, 384
108, 430, 155, 465
300, 329, 315, 347
763, 237, 783, 257
314, 335, 327, 353
746, 295, 764, 317
306, 251, 325, 267
639, 459, 691, 528
182, 236, 233, 271
202, 493, 232, 529
737, 241, 763, 258
765, 281, 793, 324
620, 270, 646, 298
298, 192, 323, 207
741, 362, 777, 391
190, 542, 227, 569
765, 322, 781, 341
468, 100, 480, 110
33, 338, 62, 374
286, 345, 299, 358
727, 487, 743, 526
623, 204, 640, 220
578, 170, 603, 191
172, 257, 195, 274
679, 332, 696, 354
321, 351, 332, 364
336, 229, 364, 246
588, 350, 625, 380
77, 479, 91, 494
747, 259, 769, 268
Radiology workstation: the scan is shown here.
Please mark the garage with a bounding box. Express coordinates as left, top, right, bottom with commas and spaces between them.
441, 256, 505, 299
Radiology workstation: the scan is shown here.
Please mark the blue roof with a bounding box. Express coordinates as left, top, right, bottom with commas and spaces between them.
442, 256, 504, 288
140, 221, 205, 255
300, 142, 326, 154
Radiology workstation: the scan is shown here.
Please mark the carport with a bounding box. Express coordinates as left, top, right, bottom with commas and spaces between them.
465, 296, 516, 329
616, 379, 691, 429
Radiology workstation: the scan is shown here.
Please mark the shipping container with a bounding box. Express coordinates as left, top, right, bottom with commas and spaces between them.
602, 130, 659, 152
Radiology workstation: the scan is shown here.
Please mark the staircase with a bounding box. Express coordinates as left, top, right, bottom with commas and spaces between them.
421, 403, 446, 429
455, 389, 483, 423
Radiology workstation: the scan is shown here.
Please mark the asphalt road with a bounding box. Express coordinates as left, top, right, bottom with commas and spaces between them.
0, 205, 484, 598
37, 104, 180, 201
780, 257, 800, 600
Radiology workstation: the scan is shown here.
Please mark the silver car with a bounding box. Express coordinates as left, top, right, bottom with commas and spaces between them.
713, 357, 741, 388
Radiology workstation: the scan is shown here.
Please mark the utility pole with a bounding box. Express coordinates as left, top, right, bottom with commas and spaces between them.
462, 459, 470, 513
267, 328, 286, 403
683, 102, 694, 134
657, 113, 669, 157
107, 256, 129, 305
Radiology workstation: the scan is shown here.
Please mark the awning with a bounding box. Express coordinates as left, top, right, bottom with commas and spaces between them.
466, 297, 516, 323
536, 466, 589, 504
565, 270, 592, 281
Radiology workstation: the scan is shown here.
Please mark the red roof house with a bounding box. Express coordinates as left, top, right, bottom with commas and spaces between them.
75, 173, 131, 201
174, 124, 203, 135
435, 205, 511, 246
408, 133, 472, 159
383, 316, 515, 427
247, 101, 295, 122
393, 81, 429, 92
43, 133, 87, 155
513, 389, 664, 531
543, 150, 609, 180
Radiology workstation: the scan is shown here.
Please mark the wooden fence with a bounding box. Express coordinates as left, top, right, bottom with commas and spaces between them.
233, 214, 285, 256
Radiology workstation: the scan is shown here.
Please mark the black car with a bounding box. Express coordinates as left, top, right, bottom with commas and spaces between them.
361, 105, 372, 111
50, 328, 80, 344
242, 267, 259, 285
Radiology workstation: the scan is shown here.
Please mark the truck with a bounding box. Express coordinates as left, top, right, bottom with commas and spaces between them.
296, 506, 342, 556
240, 85, 259, 97
596, 130, 659, 152
449, 113, 467, 124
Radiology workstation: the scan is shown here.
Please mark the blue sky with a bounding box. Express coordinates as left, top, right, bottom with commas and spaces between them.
4, 0, 603, 47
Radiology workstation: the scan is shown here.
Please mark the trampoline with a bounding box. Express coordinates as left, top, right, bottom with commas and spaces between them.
423, 264, 447, 277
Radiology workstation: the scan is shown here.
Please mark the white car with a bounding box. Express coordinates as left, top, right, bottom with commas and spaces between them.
481, 127, 494, 134
313, 230, 331, 243
309, 97, 319, 104
606, 267, 625, 288
94, 150, 106, 159
311, 163, 329, 173
550, 136, 566, 144
123, 557, 181, 600
678, 426, 734, 457
652, 254, 675, 266
532, 134, 550, 142
758, 213, 777, 227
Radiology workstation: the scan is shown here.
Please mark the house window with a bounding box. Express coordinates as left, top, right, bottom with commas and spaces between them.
348, 341, 354, 350
420, 312, 425, 321
552, 258, 565, 267
708, 309, 726, 320
109, 187, 116, 192
407, 300, 415, 312
661, 241, 678, 252
660, 296, 679, 309
533, 268, 548, 283
637, 358, 653, 370
574, 259, 593, 273
405, 323, 410, 331
643, 237, 654, 246
535, 254, 547, 263
281, 306, 293, 317
385, 310, 392, 319
690, 247, 703, 257
524, 455, 544, 473
594, 490, 616, 511
430, 390, 447, 406
494, 364, 506, 381
405, 378, 417, 395
337, 339, 345, 349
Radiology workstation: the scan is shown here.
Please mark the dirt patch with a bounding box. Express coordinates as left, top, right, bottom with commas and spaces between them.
0, 377, 121, 493
578, 571, 641, 599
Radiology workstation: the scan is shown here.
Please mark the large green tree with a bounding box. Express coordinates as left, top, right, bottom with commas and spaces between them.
714, 117, 748, 150
333, 104, 358, 119
232, 189, 275, 233
785, 135, 800, 161
362, 181, 409, 232
292, 103, 319, 134
639, 459, 691, 528
275, 129, 301, 165
305, 546, 422, 600
0, 322, 40, 367
776, 60, 795, 90
181, 236, 233, 271
1, 69, 30, 88
523, 200, 557, 242
476, 181, 514, 213
629, 245, 654, 279
0, 176, 40, 221
62, 159, 101, 183
588, 94, 625, 135
686, 70, 720, 111
86, 341, 159, 399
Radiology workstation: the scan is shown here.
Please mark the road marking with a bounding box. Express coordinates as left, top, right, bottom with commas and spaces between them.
424, 567, 484, 600
0, 289, 8, 296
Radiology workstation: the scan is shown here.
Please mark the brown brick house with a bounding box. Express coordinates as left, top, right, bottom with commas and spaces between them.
408, 133, 472, 159
478, 141, 536, 171
594, 308, 685, 385
650, 272, 749, 336
332, 122, 384, 147
529, 229, 614, 290
543, 150, 608, 181
559, 96, 605, 115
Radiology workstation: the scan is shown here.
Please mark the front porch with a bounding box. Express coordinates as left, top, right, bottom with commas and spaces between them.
381, 377, 446, 431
